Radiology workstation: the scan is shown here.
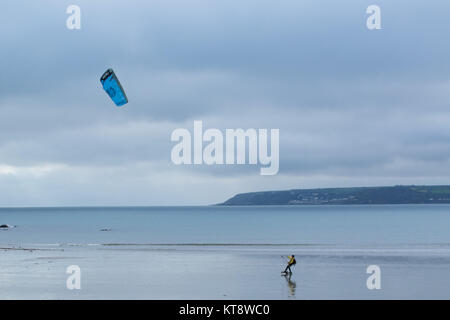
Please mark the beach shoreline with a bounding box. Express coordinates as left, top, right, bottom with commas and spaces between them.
1, 243, 449, 299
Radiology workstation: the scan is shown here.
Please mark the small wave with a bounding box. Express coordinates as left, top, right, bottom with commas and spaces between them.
0, 246, 64, 252
101, 243, 321, 247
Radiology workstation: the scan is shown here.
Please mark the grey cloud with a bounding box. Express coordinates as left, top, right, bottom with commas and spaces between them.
1, 0, 450, 205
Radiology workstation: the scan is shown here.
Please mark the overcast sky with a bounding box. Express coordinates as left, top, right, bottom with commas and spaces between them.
1, 0, 450, 206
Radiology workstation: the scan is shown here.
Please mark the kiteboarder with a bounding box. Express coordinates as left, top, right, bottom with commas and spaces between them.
282, 255, 296, 274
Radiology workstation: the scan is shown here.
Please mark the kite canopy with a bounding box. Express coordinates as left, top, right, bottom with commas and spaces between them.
100, 68, 128, 106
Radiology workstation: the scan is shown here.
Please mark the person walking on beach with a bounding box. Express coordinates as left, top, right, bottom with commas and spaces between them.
282, 255, 296, 274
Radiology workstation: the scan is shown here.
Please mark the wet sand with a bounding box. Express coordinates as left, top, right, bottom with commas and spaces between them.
1, 244, 449, 299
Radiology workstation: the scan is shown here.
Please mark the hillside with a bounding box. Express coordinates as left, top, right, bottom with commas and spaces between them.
219, 185, 450, 205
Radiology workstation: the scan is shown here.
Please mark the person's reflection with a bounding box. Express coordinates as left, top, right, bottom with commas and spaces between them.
283, 273, 296, 298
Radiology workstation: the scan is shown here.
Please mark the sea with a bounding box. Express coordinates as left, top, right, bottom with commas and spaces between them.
1, 205, 449, 299
1, 204, 449, 245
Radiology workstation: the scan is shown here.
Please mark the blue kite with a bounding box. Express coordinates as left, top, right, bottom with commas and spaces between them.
100, 68, 128, 106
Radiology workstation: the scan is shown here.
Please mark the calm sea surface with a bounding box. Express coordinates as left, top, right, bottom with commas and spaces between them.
1, 205, 449, 246
1, 205, 450, 299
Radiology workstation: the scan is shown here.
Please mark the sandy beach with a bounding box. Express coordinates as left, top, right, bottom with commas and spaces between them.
1, 244, 449, 299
